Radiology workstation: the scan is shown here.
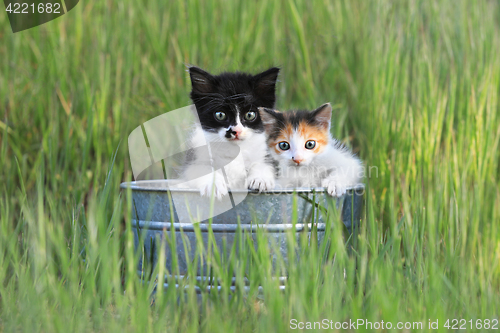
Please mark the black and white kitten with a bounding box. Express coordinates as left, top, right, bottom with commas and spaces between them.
182, 66, 280, 199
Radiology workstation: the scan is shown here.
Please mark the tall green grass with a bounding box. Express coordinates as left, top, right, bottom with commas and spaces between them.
1, 0, 499, 331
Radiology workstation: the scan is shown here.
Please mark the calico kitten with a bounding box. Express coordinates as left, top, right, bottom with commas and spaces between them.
183, 66, 280, 199
258, 103, 363, 196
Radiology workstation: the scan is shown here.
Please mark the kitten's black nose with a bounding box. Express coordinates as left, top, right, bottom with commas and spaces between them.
225, 129, 236, 138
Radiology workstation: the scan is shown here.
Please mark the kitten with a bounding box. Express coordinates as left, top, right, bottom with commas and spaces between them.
258, 103, 363, 196
182, 66, 280, 199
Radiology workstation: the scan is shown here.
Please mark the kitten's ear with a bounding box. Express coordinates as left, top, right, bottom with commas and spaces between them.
258, 107, 279, 134
189, 67, 215, 94
252, 67, 280, 105
312, 103, 332, 130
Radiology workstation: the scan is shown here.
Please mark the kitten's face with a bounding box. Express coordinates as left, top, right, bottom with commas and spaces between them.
259, 104, 333, 166
189, 66, 280, 142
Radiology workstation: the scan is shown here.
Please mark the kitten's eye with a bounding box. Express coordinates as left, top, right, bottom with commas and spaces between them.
278, 142, 290, 150
244, 111, 257, 121
214, 111, 227, 121
305, 140, 316, 149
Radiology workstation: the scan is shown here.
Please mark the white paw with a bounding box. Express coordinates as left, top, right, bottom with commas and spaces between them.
199, 174, 228, 200
248, 176, 275, 192
322, 179, 347, 197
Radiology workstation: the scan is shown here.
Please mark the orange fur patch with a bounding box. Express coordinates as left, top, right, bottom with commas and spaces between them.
297, 121, 328, 153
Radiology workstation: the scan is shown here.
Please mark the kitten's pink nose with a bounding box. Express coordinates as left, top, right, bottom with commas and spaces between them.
292, 157, 303, 165
232, 126, 243, 137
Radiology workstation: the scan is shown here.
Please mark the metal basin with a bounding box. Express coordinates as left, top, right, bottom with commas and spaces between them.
121, 180, 364, 289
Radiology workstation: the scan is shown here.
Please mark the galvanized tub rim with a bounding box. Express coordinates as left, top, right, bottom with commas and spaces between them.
120, 179, 365, 194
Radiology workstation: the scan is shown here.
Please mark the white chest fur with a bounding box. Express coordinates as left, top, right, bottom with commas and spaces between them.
182, 126, 275, 197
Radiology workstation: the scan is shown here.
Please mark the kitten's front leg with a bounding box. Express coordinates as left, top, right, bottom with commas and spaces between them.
321, 177, 348, 197
183, 163, 229, 200
247, 162, 275, 192
321, 150, 363, 197
198, 171, 228, 200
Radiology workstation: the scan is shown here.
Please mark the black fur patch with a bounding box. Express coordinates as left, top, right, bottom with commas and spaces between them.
189, 67, 280, 133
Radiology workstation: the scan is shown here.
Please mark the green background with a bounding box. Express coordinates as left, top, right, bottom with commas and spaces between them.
1, 0, 499, 331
